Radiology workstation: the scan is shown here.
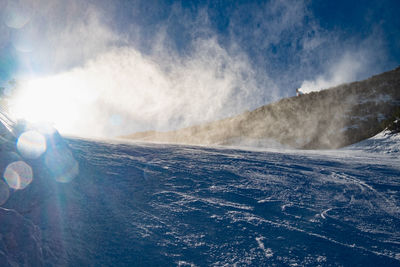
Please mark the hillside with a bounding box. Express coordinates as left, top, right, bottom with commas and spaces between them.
122, 66, 400, 149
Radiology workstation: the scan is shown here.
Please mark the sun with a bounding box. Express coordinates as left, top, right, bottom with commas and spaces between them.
9, 75, 97, 135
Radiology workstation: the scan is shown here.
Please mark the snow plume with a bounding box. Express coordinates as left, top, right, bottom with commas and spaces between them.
9, 0, 119, 73
298, 53, 365, 94
298, 29, 387, 94
5, 0, 392, 138
10, 35, 269, 137
32, 40, 265, 137
8, 1, 277, 138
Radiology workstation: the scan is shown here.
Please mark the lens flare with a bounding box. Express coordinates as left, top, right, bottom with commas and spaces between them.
45, 147, 79, 183
17, 130, 47, 159
3, 161, 33, 190
0, 180, 10, 205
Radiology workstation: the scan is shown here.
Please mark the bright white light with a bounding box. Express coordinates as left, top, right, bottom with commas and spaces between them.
9, 75, 98, 135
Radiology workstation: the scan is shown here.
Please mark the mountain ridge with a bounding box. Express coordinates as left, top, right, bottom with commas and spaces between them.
122, 66, 400, 149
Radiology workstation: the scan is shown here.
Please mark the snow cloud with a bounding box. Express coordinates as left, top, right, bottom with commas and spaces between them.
7, 1, 275, 137
4, 0, 393, 138
298, 31, 386, 94
7, 0, 119, 73
12, 40, 265, 137
299, 53, 365, 94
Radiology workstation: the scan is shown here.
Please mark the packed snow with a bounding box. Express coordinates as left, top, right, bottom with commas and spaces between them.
0, 127, 399, 266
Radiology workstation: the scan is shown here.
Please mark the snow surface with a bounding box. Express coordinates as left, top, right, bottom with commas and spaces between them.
1, 131, 400, 266
346, 130, 400, 155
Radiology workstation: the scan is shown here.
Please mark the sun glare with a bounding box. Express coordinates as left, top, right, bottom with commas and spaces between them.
9, 76, 97, 135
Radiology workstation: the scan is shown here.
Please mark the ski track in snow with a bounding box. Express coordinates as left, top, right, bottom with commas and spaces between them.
2, 136, 400, 266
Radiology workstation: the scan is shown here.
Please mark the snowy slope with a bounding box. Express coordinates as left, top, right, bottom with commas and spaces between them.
0, 207, 43, 266
345, 130, 400, 155
1, 131, 399, 266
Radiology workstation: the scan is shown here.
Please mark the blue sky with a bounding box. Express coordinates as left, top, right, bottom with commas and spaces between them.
108, 0, 400, 85
1, 0, 400, 136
